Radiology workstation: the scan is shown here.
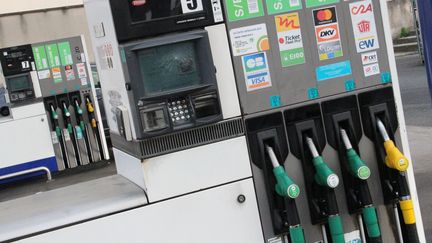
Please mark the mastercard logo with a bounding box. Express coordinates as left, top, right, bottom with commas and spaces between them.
316, 9, 333, 21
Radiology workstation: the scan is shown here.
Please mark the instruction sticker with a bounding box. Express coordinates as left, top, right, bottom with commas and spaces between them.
181, 0, 203, 14
46, 44, 61, 68
306, 0, 339, 8
52, 67, 62, 83
242, 52, 272, 91
361, 51, 378, 65
266, 0, 302, 15
363, 63, 380, 77
230, 23, 269, 56
316, 60, 352, 81
350, 0, 379, 53
211, 0, 224, 22
275, 12, 305, 67
313, 6, 343, 61
76, 63, 87, 78
32, 46, 49, 70
225, 0, 264, 22
58, 42, 73, 66
65, 65, 76, 81
37, 70, 51, 80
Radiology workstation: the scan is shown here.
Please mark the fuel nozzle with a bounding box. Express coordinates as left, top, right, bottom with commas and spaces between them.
376, 119, 409, 172
75, 99, 86, 131
340, 129, 371, 180
50, 105, 61, 137
305, 137, 339, 188
86, 97, 97, 128
265, 145, 300, 199
62, 102, 73, 134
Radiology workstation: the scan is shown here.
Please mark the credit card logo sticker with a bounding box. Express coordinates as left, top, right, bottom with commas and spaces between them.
313, 6, 343, 61
275, 12, 305, 67
350, 0, 379, 53
242, 52, 272, 91
230, 23, 269, 56
363, 63, 380, 77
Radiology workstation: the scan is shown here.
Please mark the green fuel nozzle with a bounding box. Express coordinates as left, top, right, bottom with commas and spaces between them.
289, 225, 305, 243
305, 137, 339, 188
328, 215, 345, 243
50, 105, 58, 120
74, 100, 83, 115
62, 102, 70, 117
340, 129, 371, 180
265, 145, 300, 199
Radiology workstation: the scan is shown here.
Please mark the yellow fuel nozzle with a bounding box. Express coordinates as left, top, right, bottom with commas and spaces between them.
377, 119, 409, 172
86, 97, 95, 113
384, 140, 409, 172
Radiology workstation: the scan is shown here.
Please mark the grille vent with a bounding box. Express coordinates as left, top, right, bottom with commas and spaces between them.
140, 118, 245, 158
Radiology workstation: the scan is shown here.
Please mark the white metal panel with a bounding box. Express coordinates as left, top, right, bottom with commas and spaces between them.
380, 0, 426, 241
0, 175, 147, 242
84, 0, 137, 138
142, 136, 252, 202
8, 102, 46, 121
17, 179, 264, 243
0, 114, 54, 168
206, 24, 242, 119
114, 148, 147, 190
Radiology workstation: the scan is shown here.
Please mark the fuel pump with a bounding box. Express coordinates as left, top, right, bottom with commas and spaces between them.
340, 129, 381, 243
265, 145, 305, 243
305, 136, 345, 243
376, 119, 419, 243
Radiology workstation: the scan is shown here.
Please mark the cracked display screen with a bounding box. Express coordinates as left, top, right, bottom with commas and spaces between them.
138, 41, 202, 95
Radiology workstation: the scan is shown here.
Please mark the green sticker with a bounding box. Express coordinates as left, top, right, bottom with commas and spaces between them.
58, 42, 73, 66
270, 96, 281, 108
358, 166, 371, 180
345, 79, 356, 91
32, 46, 49, 70
281, 48, 305, 67
287, 184, 300, 198
306, 0, 339, 8
308, 87, 319, 99
225, 0, 265, 22
46, 44, 61, 68
266, 0, 302, 15
381, 72, 392, 84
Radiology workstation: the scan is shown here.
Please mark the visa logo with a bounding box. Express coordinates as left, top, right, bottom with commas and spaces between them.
359, 39, 376, 49
251, 76, 266, 84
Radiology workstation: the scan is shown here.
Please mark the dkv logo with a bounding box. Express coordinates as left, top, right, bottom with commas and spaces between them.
316, 24, 339, 42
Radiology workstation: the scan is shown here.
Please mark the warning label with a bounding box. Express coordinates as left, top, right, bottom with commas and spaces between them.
275, 12, 305, 67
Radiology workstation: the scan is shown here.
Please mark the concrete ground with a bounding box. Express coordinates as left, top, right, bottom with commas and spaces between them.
396, 54, 432, 241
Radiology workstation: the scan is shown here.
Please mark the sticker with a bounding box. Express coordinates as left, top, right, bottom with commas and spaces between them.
266, 0, 302, 15
363, 63, 380, 77
350, 0, 379, 53
52, 67, 62, 83
268, 236, 283, 243
51, 131, 59, 144
306, 0, 339, 8
270, 96, 281, 108
361, 51, 378, 65
80, 53, 86, 63
93, 22, 105, 38
242, 52, 272, 91
96, 44, 114, 70
230, 24, 269, 56
211, 0, 224, 22
64, 65, 76, 81
381, 72, 391, 84
57, 42, 73, 66
345, 79, 356, 91
76, 63, 88, 78
80, 77, 88, 86
275, 12, 305, 67
308, 87, 319, 99
46, 44, 61, 68
37, 70, 51, 80
316, 60, 352, 81
32, 46, 49, 70
21, 61, 30, 69
313, 7, 343, 61
225, 0, 264, 22
181, 0, 203, 14
344, 230, 361, 243
63, 128, 71, 141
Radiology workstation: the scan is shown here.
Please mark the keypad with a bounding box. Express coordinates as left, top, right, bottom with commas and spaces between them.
168, 98, 192, 124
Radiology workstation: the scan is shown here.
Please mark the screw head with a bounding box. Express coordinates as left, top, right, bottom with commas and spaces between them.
237, 194, 246, 203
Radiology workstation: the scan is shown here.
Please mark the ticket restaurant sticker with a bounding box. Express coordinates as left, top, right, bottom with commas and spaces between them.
350, 0, 379, 53
230, 23, 270, 56
266, 0, 302, 15
242, 52, 272, 91
225, 0, 264, 22
275, 12, 305, 67
313, 6, 343, 61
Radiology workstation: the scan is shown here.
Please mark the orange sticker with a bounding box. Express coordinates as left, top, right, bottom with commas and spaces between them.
315, 24, 340, 43
275, 12, 300, 32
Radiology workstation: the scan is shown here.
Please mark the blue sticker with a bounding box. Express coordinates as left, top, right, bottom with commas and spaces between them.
345, 80, 356, 91
308, 87, 319, 100
270, 96, 281, 108
381, 72, 392, 84
316, 61, 352, 81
